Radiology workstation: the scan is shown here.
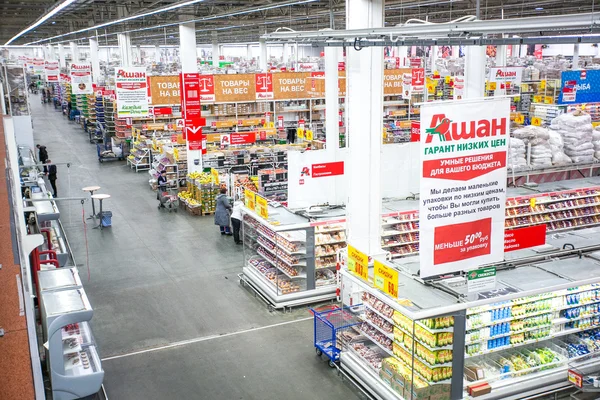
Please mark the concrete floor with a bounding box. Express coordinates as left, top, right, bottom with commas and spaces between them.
30, 96, 364, 400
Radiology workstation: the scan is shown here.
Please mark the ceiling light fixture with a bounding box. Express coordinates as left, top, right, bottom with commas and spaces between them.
26, 0, 318, 45
535, 7, 544, 10
5, 0, 77, 45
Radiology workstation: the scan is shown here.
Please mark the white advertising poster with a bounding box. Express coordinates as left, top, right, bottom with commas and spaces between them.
70, 63, 93, 94
44, 61, 59, 82
489, 67, 523, 84
419, 98, 509, 278
115, 67, 149, 117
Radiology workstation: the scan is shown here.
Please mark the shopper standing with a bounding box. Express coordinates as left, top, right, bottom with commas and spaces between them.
230, 196, 244, 245
215, 187, 232, 235
45, 160, 58, 197
157, 171, 167, 201
36, 144, 48, 164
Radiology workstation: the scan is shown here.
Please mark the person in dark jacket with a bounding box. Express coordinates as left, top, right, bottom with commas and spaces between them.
45, 160, 57, 197
36, 144, 48, 164
157, 170, 168, 205
214, 187, 232, 235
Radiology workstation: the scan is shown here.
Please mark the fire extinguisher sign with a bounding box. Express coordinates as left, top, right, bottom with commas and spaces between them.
419, 98, 510, 278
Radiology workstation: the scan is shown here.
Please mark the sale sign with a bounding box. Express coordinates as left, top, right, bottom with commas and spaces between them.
255, 73, 274, 100
348, 244, 368, 281
44, 61, 59, 82
374, 260, 399, 298
180, 73, 201, 120
419, 98, 509, 278
410, 121, 420, 142
311, 161, 344, 178
115, 67, 149, 117
70, 63, 93, 94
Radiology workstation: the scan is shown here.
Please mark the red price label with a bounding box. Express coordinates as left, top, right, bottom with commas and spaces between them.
433, 218, 492, 265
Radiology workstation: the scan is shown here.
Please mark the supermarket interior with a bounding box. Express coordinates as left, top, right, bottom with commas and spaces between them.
4, 1, 600, 400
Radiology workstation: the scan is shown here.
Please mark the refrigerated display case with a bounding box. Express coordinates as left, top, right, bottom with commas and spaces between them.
240, 205, 346, 309
337, 227, 600, 400
40, 289, 104, 400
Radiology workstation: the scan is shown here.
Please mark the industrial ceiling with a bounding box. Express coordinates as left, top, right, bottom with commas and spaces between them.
1, 0, 598, 47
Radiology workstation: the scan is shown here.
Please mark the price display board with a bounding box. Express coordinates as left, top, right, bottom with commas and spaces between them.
244, 189, 256, 210
255, 194, 269, 219
374, 260, 399, 298
347, 244, 368, 281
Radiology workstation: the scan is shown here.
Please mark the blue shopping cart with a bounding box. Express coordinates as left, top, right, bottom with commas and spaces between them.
311, 306, 361, 367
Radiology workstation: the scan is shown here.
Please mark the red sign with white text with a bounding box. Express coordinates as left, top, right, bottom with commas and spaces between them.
410, 121, 421, 142
411, 68, 425, 86
311, 161, 344, 178
255, 73, 274, 100
422, 151, 507, 181
151, 107, 173, 116
180, 73, 202, 120
198, 74, 215, 102
434, 218, 492, 265
504, 225, 546, 252
185, 119, 204, 152
231, 132, 256, 145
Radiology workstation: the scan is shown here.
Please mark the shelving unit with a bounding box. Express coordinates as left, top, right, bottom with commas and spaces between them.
127, 140, 151, 172
240, 205, 344, 309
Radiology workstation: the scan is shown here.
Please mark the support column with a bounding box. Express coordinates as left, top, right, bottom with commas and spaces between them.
283, 43, 289, 65
464, 46, 486, 99
452, 46, 460, 57
246, 44, 252, 61
494, 44, 507, 96
325, 46, 341, 159
573, 43, 580, 69
117, 33, 132, 67
58, 44, 66, 69
46, 45, 56, 61
155, 45, 161, 63
294, 43, 299, 69
346, 0, 384, 254
259, 38, 268, 72
397, 46, 407, 67
89, 38, 101, 84
180, 21, 202, 174
430, 45, 439, 73
211, 32, 219, 67
69, 41, 79, 63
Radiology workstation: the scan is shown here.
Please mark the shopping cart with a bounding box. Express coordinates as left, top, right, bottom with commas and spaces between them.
311, 306, 361, 367
158, 185, 179, 212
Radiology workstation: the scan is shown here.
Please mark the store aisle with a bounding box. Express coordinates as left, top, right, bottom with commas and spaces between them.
29, 96, 362, 400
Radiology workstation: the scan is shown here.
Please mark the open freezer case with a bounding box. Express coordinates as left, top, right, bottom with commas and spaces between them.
337, 238, 600, 400
40, 289, 104, 400
241, 204, 345, 309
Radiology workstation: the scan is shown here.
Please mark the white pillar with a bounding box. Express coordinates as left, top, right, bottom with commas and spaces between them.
573, 43, 580, 70
259, 38, 268, 72
494, 45, 507, 96
89, 38, 101, 84
69, 41, 79, 62
58, 44, 66, 69
346, 0, 384, 255
180, 21, 202, 174
154, 45, 161, 63
283, 43, 289, 65
464, 46, 486, 99
46, 45, 56, 61
430, 45, 439, 73
397, 46, 407, 67
325, 46, 341, 159
211, 32, 219, 67
246, 44, 252, 60
117, 33, 132, 67
452, 46, 460, 57
294, 43, 299, 69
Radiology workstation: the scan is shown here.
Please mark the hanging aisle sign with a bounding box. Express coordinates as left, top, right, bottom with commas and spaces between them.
419, 98, 510, 278
115, 67, 149, 117
44, 61, 59, 82
255, 73, 274, 100
32, 58, 45, 75
70, 63, 93, 94
488, 67, 524, 85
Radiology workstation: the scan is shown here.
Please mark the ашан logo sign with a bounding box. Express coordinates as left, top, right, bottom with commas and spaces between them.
71, 64, 88, 69
495, 69, 517, 78
425, 113, 508, 143
117, 69, 146, 78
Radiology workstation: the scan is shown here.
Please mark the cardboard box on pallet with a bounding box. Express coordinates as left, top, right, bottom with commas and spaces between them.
379, 369, 394, 387
381, 358, 398, 377
429, 383, 451, 400
404, 380, 431, 400
391, 373, 405, 397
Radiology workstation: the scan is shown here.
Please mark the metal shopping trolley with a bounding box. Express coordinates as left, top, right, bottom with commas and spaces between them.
158, 185, 179, 212
311, 306, 362, 367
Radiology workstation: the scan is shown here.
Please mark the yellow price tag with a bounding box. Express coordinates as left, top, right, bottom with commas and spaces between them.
173, 148, 179, 161
348, 244, 369, 282
306, 129, 314, 141
255, 194, 268, 219
520, 84, 529, 91
544, 96, 553, 104
244, 189, 256, 210
211, 168, 219, 184
582, 104, 587, 111
297, 128, 305, 139
436, 91, 443, 97
530, 198, 536, 209
540, 80, 547, 89
514, 96, 521, 102
531, 117, 542, 126
489, 82, 497, 90
533, 95, 542, 103
374, 260, 399, 298
445, 76, 451, 84
515, 113, 525, 124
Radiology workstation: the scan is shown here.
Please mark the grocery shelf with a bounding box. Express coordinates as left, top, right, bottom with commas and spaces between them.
505, 201, 600, 217
393, 339, 454, 369
465, 324, 552, 346
340, 351, 404, 400
466, 308, 554, 330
